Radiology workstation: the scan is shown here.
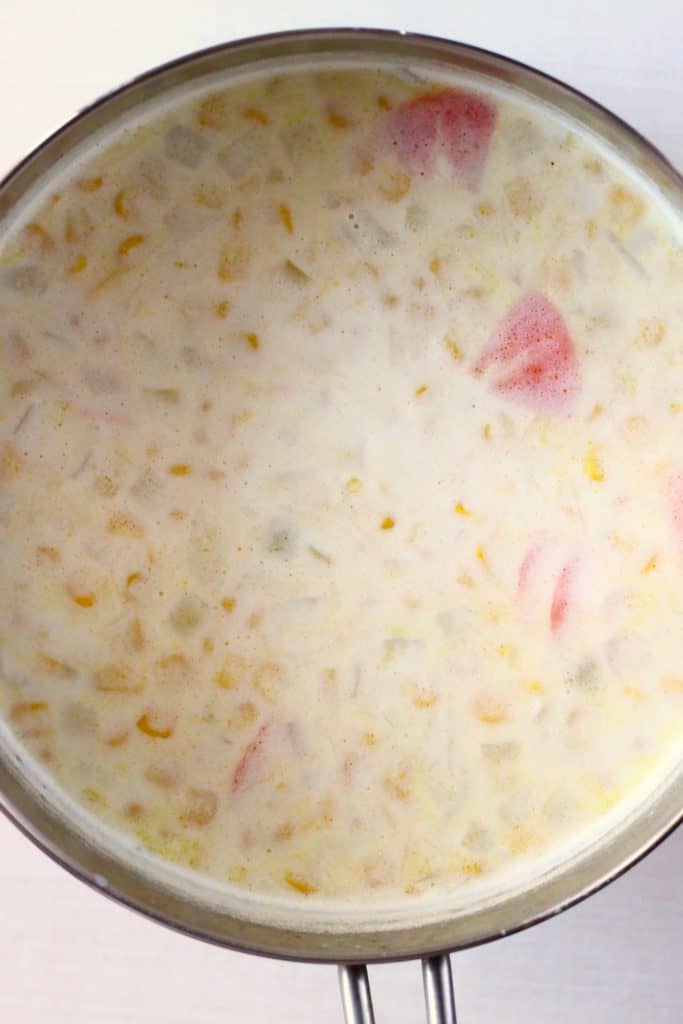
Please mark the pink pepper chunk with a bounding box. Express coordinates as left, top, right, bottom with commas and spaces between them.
516, 538, 582, 638
550, 557, 580, 635
231, 723, 273, 793
517, 537, 545, 597
386, 88, 496, 189
473, 292, 580, 414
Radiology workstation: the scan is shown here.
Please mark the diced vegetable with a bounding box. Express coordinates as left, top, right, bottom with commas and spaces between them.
473, 292, 580, 414
386, 88, 496, 189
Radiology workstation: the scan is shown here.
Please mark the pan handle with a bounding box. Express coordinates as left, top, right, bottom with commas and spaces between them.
338, 954, 456, 1024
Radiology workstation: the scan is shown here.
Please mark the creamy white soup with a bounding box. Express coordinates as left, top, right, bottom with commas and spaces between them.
0, 63, 682, 913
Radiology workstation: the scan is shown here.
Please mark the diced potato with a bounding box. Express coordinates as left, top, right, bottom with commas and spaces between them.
93, 664, 144, 694
165, 124, 208, 168
181, 788, 218, 827
3, 265, 48, 295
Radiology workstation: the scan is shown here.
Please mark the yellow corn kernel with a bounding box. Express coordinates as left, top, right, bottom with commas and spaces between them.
415, 385, 429, 396
71, 591, 95, 608
284, 871, 318, 895
637, 320, 666, 348
473, 696, 508, 724
82, 787, 107, 806
246, 332, 260, 350
78, 175, 103, 192
36, 545, 60, 565
117, 233, 145, 258
25, 222, 54, 250
445, 337, 462, 361
380, 516, 395, 530
136, 712, 175, 739
113, 188, 133, 219
327, 109, 349, 128
108, 514, 144, 538
584, 448, 605, 482
412, 688, 438, 709
460, 860, 483, 876
454, 502, 469, 516
243, 106, 268, 125
497, 644, 517, 662
278, 204, 294, 234
68, 254, 88, 275
104, 729, 129, 748
221, 597, 236, 613
215, 652, 248, 691
10, 701, 47, 720
168, 463, 191, 477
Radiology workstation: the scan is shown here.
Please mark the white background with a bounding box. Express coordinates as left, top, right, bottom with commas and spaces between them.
0, 2, 681, 1021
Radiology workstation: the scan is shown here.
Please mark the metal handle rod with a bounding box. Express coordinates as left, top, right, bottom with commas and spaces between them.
422, 954, 457, 1024
338, 964, 376, 1024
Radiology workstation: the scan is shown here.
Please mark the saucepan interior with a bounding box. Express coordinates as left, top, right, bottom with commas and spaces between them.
1, 28, 682, 964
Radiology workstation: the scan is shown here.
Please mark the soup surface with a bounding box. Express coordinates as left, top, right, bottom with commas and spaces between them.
0, 61, 682, 915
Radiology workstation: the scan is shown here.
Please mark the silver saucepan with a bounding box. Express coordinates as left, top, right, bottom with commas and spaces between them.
1, 28, 681, 1024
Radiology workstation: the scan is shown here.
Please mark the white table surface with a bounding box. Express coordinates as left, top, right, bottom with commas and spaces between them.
0, 2, 681, 1021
